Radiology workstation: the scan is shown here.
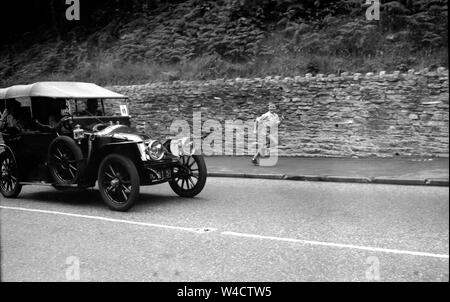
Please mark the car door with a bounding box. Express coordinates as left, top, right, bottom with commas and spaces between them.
16, 131, 58, 182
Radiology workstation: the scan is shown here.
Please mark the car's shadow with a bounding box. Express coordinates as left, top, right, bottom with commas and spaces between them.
20, 188, 205, 211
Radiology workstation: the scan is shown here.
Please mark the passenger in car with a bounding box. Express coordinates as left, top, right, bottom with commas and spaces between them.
0, 101, 24, 133
82, 99, 103, 116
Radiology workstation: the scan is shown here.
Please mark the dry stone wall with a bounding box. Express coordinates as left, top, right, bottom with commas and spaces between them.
110, 67, 449, 158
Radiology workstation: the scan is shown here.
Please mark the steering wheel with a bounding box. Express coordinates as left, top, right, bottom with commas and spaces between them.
59, 116, 74, 132
92, 123, 108, 132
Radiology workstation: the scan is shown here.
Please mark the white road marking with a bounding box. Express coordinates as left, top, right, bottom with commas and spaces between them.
1, 205, 448, 259
0, 205, 217, 234
221, 231, 449, 259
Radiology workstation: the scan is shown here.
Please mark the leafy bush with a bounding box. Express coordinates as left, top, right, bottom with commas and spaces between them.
0, 0, 447, 86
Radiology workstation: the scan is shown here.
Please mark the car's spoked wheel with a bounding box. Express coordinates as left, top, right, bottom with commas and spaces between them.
48, 136, 84, 185
169, 155, 207, 197
50, 144, 78, 182
103, 163, 131, 202
176, 156, 199, 189
98, 154, 140, 211
0, 151, 22, 198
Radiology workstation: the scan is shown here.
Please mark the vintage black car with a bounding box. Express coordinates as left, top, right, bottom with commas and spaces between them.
0, 82, 206, 211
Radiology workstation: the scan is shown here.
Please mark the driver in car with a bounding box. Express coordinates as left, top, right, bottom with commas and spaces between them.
35, 114, 61, 130
35, 101, 71, 132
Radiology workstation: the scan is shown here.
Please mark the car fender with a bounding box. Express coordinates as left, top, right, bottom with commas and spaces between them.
95, 142, 144, 165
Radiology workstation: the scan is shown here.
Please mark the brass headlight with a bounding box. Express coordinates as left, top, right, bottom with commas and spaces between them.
147, 140, 165, 160
73, 125, 85, 144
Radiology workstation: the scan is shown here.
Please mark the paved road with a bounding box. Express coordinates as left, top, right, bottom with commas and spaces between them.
0, 178, 448, 281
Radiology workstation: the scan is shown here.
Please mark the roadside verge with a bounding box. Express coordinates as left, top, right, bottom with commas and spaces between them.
207, 172, 449, 186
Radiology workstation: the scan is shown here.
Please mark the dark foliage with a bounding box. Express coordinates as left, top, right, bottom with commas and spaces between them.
0, 0, 447, 85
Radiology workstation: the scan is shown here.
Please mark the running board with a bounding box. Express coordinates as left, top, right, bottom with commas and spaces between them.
19, 182, 79, 188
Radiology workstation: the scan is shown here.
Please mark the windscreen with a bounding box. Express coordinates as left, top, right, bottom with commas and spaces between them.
66, 99, 129, 117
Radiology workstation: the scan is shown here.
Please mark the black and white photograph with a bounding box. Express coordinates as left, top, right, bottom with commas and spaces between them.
0, 0, 448, 287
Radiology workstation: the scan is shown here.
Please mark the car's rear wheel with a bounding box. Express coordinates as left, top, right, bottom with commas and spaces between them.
0, 151, 22, 198
98, 154, 140, 211
169, 155, 207, 197
48, 136, 84, 185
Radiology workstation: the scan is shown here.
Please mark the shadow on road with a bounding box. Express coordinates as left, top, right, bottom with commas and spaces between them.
18, 188, 205, 211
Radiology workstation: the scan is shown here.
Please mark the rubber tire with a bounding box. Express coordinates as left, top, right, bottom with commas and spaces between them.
169, 155, 207, 198
98, 154, 140, 211
0, 151, 22, 198
48, 136, 84, 185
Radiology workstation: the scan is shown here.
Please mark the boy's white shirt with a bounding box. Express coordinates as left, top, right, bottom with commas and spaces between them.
257, 111, 280, 127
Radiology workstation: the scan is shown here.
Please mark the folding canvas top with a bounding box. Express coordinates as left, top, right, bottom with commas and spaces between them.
0, 88, 6, 99
0, 82, 127, 100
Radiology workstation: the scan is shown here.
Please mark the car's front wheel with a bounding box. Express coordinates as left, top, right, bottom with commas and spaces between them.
169, 155, 207, 197
98, 154, 140, 211
0, 151, 22, 198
